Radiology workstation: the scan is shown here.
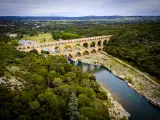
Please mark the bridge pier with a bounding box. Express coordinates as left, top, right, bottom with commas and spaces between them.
88, 41, 91, 52
49, 49, 52, 55
60, 46, 64, 55
36, 48, 42, 54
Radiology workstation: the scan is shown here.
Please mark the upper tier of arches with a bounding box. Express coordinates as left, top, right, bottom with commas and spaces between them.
17, 35, 112, 50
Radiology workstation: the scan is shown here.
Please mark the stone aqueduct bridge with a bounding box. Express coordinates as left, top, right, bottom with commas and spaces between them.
17, 35, 113, 59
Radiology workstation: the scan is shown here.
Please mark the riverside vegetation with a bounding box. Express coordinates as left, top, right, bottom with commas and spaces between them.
0, 42, 131, 120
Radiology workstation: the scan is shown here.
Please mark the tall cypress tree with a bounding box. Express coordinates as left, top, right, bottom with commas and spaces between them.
68, 92, 79, 120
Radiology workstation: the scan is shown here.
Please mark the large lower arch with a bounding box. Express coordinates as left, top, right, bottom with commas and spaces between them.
75, 52, 81, 57
103, 40, 107, 45
98, 48, 102, 52
51, 48, 56, 54
30, 49, 38, 54
55, 46, 61, 53
91, 49, 96, 54
83, 51, 89, 56
68, 54, 73, 59
41, 48, 50, 54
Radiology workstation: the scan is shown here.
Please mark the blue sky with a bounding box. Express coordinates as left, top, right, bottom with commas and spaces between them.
0, 0, 160, 16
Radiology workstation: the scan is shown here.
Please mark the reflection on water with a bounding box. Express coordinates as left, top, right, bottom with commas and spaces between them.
70, 60, 160, 120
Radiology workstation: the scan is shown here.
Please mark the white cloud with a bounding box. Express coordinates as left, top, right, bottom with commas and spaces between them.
0, 0, 160, 16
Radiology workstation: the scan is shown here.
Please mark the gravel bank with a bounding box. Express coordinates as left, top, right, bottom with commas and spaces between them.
100, 86, 130, 120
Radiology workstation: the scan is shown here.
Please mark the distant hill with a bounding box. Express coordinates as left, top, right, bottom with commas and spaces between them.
0, 16, 160, 21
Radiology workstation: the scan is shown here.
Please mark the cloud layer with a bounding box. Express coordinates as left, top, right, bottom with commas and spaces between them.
0, 0, 160, 16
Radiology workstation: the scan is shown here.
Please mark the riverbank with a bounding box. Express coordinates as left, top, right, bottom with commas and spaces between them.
100, 85, 130, 120
79, 52, 160, 108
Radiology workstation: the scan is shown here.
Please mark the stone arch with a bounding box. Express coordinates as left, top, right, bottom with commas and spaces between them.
30, 49, 38, 54
103, 40, 107, 45
51, 47, 56, 54
75, 52, 81, 57
98, 41, 101, 46
75, 43, 81, 50
90, 41, 96, 47
98, 48, 102, 52
64, 44, 72, 52
83, 51, 89, 56
91, 49, 96, 54
26, 46, 30, 49
68, 54, 73, 59
83, 42, 88, 48
55, 46, 60, 53
41, 48, 50, 54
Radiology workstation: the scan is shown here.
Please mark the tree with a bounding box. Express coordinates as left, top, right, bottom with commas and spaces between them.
68, 92, 79, 120
80, 79, 90, 87
52, 78, 62, 87
81, 73, 89, 80
0, 33, 11, 43
10, 40, 19, 46
97, 91, 108, 100
17, 115, 31, 120
78, 94, 91, 108
47, 70, 59, 82
64, 72, 77, 83
30, 73, 44, 85
78, 87, 96, 98
37, 68, 48, 77
79, 107, 109, 120
37, 91, 61, 119
29, 100, 40, 110
89, 75, 96, 81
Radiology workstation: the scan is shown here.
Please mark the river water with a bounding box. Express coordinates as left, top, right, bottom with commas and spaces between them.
69, 60, 160, 120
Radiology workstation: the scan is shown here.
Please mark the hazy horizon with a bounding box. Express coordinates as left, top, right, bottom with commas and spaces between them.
0, 15, 160, 17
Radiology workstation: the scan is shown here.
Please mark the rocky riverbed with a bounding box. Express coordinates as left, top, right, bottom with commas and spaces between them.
100, 86, 130, 120
79, 53, 160, 109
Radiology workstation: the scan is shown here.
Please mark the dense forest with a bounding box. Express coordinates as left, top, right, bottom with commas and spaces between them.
0, 20, 160, 80
0, 42, 111, 120
103, 23, 160, 80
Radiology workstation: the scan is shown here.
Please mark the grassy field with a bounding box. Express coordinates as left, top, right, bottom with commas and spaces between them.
23, 33, 54, 43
